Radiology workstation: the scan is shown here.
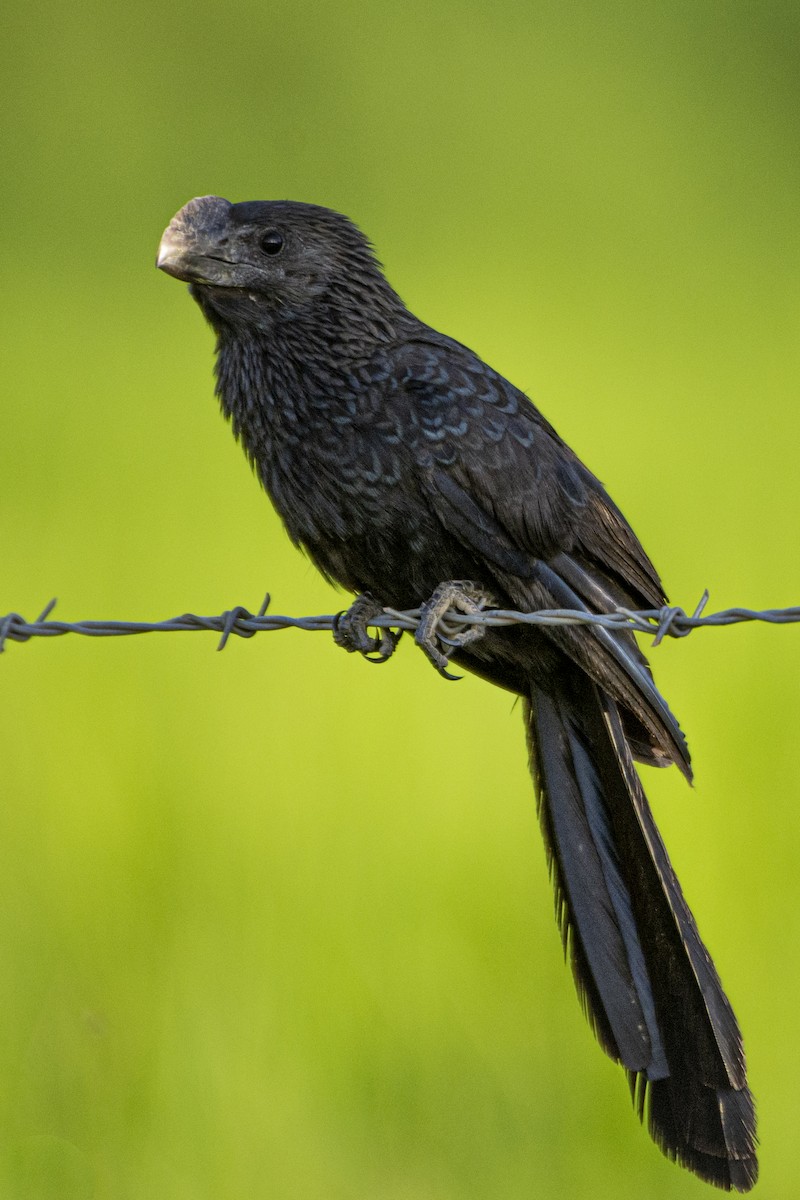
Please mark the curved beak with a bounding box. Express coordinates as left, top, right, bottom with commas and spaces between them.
156, 195, 235, 285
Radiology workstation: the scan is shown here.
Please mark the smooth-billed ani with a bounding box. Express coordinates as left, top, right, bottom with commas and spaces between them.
157, 196, 756, 1190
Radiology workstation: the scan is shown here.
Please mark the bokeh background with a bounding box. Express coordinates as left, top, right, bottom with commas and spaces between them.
2, 3, 799, 1197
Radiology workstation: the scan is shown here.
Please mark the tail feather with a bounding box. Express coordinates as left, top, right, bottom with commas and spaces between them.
527, 670, 757, 1190
534, 687, 667, 1075
647, 1077, 757, 1189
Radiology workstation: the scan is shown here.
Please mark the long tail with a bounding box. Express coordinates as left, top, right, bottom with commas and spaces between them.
527, 668, 757, 1190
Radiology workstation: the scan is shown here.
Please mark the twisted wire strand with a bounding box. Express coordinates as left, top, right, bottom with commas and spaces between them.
2, 590, 800, 655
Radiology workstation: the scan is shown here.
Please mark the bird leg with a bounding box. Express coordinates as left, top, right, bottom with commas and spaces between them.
332, 593, 402, 664
415, 580, 497, 680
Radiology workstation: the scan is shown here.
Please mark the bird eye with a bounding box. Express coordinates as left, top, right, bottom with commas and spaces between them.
260, 230, 284, 256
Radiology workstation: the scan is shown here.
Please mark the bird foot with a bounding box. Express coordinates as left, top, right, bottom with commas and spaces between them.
415, 581, 497, 680
332, 593, 402, 664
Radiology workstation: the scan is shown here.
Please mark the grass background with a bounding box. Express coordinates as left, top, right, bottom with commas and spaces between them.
2, 2, 800, 1196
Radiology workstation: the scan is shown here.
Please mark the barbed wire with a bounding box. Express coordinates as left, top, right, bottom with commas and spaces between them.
2, 590, 800, 656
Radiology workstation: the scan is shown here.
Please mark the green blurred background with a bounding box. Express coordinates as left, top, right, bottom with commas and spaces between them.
2, 2, 799, 1196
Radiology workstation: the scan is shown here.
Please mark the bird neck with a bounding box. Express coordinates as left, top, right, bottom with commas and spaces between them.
211, 301, 393, 481
214, 280, 410, 409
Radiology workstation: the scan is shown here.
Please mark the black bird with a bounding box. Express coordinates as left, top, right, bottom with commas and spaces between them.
157, 196, 757, 1190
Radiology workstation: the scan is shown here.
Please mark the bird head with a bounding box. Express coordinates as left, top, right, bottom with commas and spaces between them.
157, 196, 398, 335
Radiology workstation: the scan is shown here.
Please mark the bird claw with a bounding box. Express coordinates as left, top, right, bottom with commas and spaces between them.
333, 594, 402, 664
415, 580, 496, 680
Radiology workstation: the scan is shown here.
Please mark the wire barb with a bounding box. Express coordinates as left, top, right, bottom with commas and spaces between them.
651, 589, 711, 647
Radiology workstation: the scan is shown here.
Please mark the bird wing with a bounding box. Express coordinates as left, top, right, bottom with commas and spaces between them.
392, 335, 663, 602
390, 336, 689, 774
